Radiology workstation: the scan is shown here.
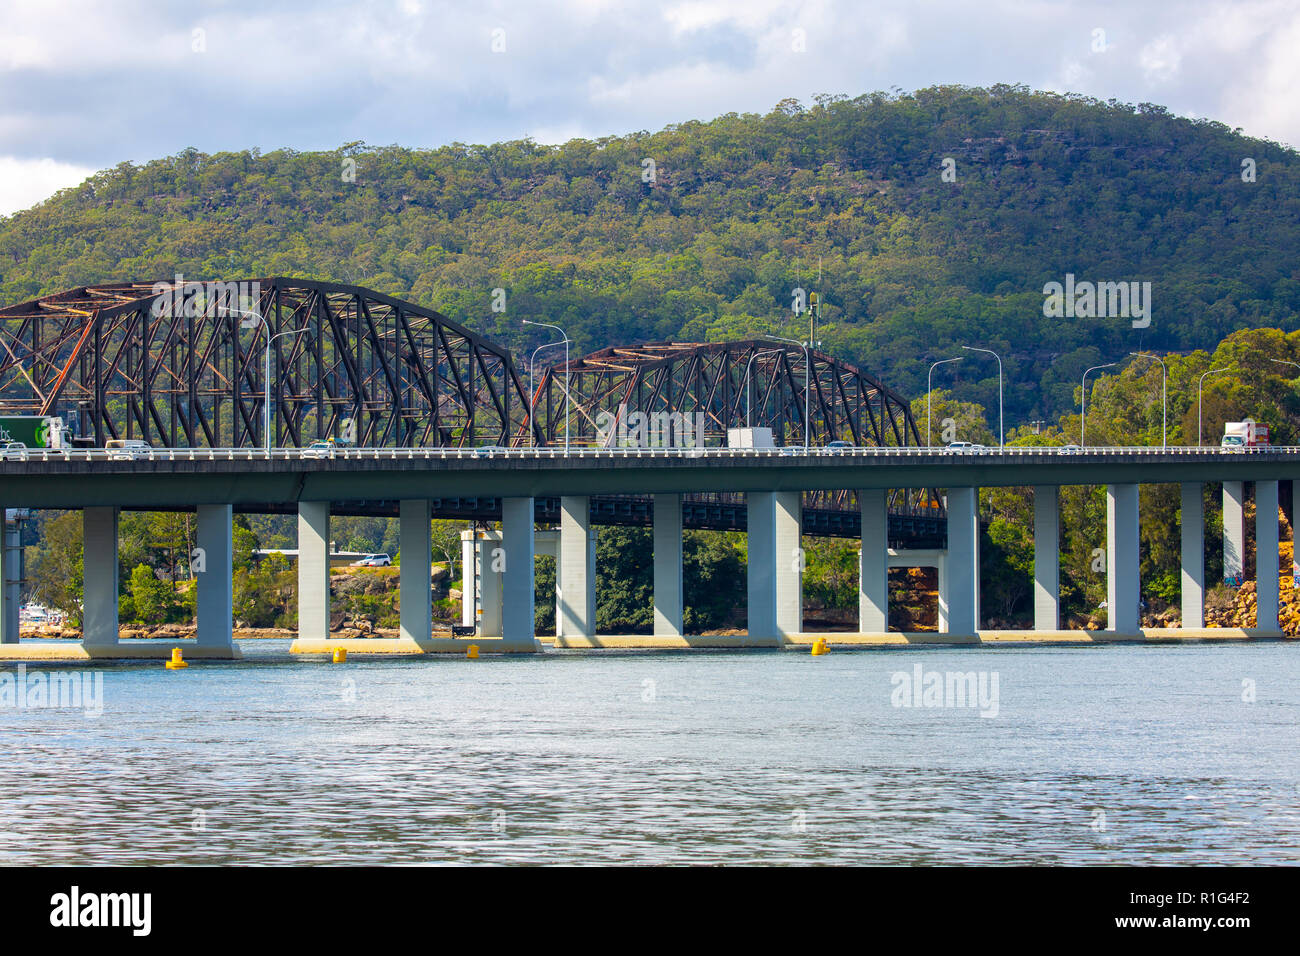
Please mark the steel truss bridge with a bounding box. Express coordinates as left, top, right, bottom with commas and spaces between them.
0, 279, 941, 542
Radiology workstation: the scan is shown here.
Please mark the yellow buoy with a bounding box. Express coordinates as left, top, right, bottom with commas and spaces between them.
332, 647, 347, 663
165, 647, 189, 669
811, 637, 830, 656
466, 644, 480, 659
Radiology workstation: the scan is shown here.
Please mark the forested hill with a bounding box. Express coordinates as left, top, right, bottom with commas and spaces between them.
2, 84, 1298, 421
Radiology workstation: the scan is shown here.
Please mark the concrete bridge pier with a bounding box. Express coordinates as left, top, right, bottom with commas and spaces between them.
1181, 482, 1204, 628
399, 499, 432, 644
82, 506, 120, 649
653, 493, 683, 637
1033, 485, 1060, 631
0, 511, 10, 645
1256, 480, 1280, 632
1107, 483, 1140, 634
945, 487, 979, 636
195, 504, 234, 651
858, 488, 888, 633
774, 491, 802, 639
296, 500, 331, 643
746, 492, 779, 644
500, 496, 539, 650
1224, 480, 1245, 583
559, 496, 596, 640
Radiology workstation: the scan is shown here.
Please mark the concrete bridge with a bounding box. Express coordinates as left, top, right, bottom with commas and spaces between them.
0, 443, 1294, 658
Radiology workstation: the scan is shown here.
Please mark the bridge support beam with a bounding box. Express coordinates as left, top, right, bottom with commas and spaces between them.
195, 504, 233, 649
775, 491, 802, 638
653, 494, 683, 636
559, 496, 596, 639
746, 492, 777, 642
1033, 485, 1059, 631
1256, 480, 1279, 632
1181, 483, 1204, 629
82, 507, 119, 647
500, 497, 537, 648
945, 488, 979, 635
1223, 481, 1245, 583
297, 501, 331, 642
399, 500, 432, 643
858, 488, 888, 632
1107, 484, 1140, 634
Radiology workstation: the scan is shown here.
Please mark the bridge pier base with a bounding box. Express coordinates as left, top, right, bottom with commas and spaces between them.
1181, 483, 1204, 628
399, 500, 432, 643
1033, 486, 1060, 631
1256, 480, 1280, 633
653, 494, 683, 636
1224, 480, 1245, 583
858, 488, 888, 632
195, 504, 234, 650
559, 496, 596, 639
296, 501, 331, 643
1107, 483, 1140, 634
945, 488, 979, 636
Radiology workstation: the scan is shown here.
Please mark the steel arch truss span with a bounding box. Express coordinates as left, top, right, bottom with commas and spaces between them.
0, 279, 537, 449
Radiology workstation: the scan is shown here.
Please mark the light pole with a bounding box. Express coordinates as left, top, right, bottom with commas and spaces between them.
1129, 352, 1168, 449
743, 347, 785, 427
225, 307, 307, 453
765, 334, 814, 448
1081, 362, 1118, 448
1198, 366, 1230, 447
527, 339, 565, 447
926, 356, 962, 446
961, 346, 1003, 447
522, 319, 570, 451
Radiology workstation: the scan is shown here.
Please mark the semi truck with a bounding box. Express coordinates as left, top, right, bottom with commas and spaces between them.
0, 415, 71, 450
1221, 420, 1269, 450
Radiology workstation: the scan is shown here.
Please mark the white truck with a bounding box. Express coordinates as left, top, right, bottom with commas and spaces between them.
726, 427, 775, 449
1221, 420, 1269, 450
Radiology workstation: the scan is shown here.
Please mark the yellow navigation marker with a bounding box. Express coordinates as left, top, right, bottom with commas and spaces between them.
811, 637, 830, 656
466, 644, 480, 659
332, 647, 347, 663
165, 647, 189, 669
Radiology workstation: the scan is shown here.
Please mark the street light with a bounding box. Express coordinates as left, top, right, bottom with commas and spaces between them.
1198, 366, 1230, 447
1081, 362, 1118, 448
225, 307, 307, 453
961, 346, 1003, 447
926, 356, 962, 446
743, 347, 785, 427
765, 334, 814, 448
527, 338, 565, 447
522, 319, 570, 451
1129, 352, 1168, 449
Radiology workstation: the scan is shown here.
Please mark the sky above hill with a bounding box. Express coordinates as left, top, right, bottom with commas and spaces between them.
2, 0, 1298, 215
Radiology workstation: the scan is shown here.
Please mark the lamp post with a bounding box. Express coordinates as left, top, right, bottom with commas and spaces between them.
960, 345, 1003, 447
1081, 362, 1118, 448
765, 334, 813, 448
226, 307, 307, 453
743, 347, 785, 427
527, 339, 565, 447
522, 320, 570, 451
926, 356, 962, 446
1129, 352, 1168, 449
1198, 366, 1230, 447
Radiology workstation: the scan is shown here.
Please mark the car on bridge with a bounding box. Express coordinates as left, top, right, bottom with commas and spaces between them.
303, 439, 337, 459
473, 445, 507, 458
105, 438, 151, 460
352, 554, 392, 567
2, 440, 27, 461
825, 440, 854, 454
944, 441, 987, 454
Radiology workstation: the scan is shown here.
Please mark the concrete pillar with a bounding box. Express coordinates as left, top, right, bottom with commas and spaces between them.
937, 553, 950, 633
775, 491, 802, 637
1256, 480, 1279, 631
747, 492, 777, 640
461, 532, 476, 627
1181, 483, 1204, 628
945, 488, 979, 635
559, 496, 596, 638
399, 500, 432, 643
82, 507, 119, 646
653, 493, 683, 636
1106, 484, 1140, 633
478, 536, 503, 636
195, 504, 233, 648
1033, 485, 1059, 631
297, 500, 330, 642
859, 488, 888, 632
1223, 481, 1245, 583
500, 497, 535, 644
0, 511, 13, 644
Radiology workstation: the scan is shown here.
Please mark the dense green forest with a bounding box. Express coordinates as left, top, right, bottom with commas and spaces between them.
3, 85, 1298, 421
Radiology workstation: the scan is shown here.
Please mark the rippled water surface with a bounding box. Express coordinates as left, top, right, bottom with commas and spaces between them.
2, 641, 1298, 864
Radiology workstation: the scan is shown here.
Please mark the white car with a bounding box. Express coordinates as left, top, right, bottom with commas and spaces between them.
945, 441, 986, 454
472, 445, 506, 458
1, 441, 27, 461
352, 553, 392, 567
302, 440, 337, 459
1059, 444, 1082, 455
105, 439, 151, 460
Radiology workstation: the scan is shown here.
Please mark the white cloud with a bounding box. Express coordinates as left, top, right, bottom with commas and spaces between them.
0, 157, 95, 217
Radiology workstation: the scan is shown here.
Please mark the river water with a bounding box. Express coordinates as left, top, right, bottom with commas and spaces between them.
1, 641, 1297, 864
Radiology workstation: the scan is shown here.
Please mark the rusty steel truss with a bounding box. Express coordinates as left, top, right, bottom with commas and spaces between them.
0, 278, 537, 448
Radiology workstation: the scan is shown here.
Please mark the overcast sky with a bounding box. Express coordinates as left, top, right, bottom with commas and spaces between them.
1, 0, 1298, 215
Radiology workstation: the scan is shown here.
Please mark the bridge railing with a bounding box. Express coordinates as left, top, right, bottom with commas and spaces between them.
3, 444, 1300, 463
